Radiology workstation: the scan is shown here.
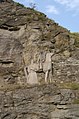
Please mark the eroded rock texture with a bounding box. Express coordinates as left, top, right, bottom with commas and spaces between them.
0, 84, 79, 119
0, 0, 79, 85
0, 1, 79, 119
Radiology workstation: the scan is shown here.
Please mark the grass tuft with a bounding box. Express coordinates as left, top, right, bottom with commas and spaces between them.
70, 32, 79, 47
58, 82, 79, 90
73, 99, 79, 104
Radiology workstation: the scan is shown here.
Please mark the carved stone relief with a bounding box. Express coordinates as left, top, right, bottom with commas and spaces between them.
24, 52, 54, 85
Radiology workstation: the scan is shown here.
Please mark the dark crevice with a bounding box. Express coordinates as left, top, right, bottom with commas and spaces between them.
0, 25, 8, 30
9, 27, 20, 31
0, 24, 20, 31
53, 32, 62, 38
1, 113, 10, 119
0, 60, 14, 64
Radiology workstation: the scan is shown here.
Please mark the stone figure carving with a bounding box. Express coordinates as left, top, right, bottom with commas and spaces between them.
43, 53, 54, 83
24, 52, 54, 85
24, 60, 39, 85
38, 52, 45, 70
24, 67, 28, 82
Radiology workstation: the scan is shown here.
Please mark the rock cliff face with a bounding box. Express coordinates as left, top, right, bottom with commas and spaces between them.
0, 0, 79, 119
0, 84, 79, 119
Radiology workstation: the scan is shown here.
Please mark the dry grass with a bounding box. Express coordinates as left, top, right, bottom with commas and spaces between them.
73, 99, 79, 104
58, 82, 79, 90
0, 83, 28, 91
70, 32, 79, 47
0, 80, 79, 91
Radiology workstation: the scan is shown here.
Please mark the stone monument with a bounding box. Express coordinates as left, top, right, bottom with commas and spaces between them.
24, 52, 54, 85
24, 60, 39, 85
43, 53, 54, 83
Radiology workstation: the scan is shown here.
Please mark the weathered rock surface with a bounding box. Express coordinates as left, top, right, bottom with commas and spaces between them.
0, 84, 79, 119
0, 0, 79, 119
0, 0, 79, 85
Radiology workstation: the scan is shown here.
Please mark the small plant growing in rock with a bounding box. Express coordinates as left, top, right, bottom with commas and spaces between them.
70, 32, 79, 47
29, 3, 36, 9
16, 2, 25, 8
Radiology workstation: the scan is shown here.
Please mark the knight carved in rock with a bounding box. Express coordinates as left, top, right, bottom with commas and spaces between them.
24, 51, 54, 85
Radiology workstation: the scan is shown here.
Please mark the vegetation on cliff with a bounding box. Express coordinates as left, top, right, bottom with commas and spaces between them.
70, 32, 79, 47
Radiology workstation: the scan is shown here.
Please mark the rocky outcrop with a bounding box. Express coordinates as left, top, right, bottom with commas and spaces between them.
0, 0, 78, 86
0, 84, 79, 119
0, 1, 79, 119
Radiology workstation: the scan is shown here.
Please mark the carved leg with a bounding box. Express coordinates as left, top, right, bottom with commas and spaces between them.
45, 70, 49, 83
49, 70, 52, 83
40, 62, 43, 70
24, 67, 28, 82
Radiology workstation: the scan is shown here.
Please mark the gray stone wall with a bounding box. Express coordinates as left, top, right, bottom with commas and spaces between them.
53, 60, 79, 82
0, 84, 79, 119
